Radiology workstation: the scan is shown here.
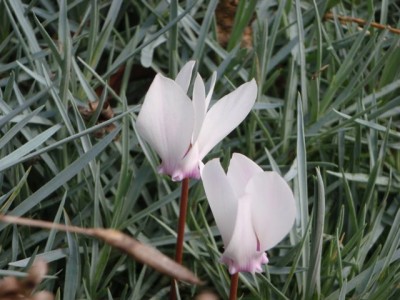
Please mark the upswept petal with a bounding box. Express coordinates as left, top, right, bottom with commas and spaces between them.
221, 195, 267, 274
201, 158, 238, 246
246, 172, 296, 251
192, 74, 207, 143
227, 153, 263, 198
136, 74, 194, 175
175, 61, 196, 93
205, 72, 217, 110
195, 79, 257, 161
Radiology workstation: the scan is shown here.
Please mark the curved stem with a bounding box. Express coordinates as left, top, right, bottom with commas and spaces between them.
170, 178, 190, 300
229, 272, 239, 300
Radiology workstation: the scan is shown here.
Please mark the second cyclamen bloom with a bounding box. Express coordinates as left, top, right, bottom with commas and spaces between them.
201, 153, 296, 274
136, 61, 257, 181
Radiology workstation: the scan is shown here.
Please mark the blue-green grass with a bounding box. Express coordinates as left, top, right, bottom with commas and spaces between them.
0, 0, 399, 299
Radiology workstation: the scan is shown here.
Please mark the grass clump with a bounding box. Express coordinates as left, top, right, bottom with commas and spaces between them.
0, 0, 399, 299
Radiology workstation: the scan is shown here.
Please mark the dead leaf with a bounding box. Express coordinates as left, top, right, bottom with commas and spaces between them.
0, 259, 54, 300
194, 290, 220, 300
0, 215, 202, 285
91, 229, 203, 285
216, 0, 253, 48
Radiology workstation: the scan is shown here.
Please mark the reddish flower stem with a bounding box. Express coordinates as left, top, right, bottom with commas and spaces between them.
175, 178, 189, 264
229, 272, 239, 300
170, 177, 190, 300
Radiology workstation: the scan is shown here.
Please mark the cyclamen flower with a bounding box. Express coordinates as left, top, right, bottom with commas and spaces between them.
201, 153, 296, 274
136, 61, 257, 181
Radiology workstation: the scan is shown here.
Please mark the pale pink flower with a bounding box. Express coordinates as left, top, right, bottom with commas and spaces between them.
136, 61, 257, 181
201, 153, 296, 274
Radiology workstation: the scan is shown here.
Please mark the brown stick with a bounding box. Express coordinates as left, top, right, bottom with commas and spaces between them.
229, 273, 239, 300
0, 214, 202, 285
175, 178, 190, 264
170, 177, 190, 300
324, 12, 400, 35
0, 214, 89, 235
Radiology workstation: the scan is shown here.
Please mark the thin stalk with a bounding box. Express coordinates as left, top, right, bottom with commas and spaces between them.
170, 177, 190, 300
175, 178, 189, 263
229, 272, 239, 300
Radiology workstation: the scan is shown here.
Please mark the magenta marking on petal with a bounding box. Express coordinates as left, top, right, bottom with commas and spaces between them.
168, 165, 201, 181
187, 167, 201, 180
178, 165, 201, 181
182, 143, 192, 158
256, 236, 261, 251
221, 252, 269, 274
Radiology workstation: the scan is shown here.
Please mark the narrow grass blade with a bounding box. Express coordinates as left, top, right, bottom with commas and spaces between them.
0, 127, 120, 231
63, 211, 81, 300
192, 0, 218, 62
226, 0, 257, 51
0, 123, 61, 168
296, 95, 310, 288
0, 106, 43, 149
306, 168, 325, 298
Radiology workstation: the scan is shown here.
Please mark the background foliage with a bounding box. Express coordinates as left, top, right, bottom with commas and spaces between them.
0, 0, 399, 299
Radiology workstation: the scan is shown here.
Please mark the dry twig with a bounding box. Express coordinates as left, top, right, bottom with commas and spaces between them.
0, 215, 202, 285
324, 12, 400, 35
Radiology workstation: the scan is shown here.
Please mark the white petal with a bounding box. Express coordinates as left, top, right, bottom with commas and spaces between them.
201, 158, 237, 246
195, 79, 257, 160
246, 172, 296, 251
205, 71, 217, 110
221, 195, 267, 274
227, 153, 263, 198
175, 61, 196, 93
192, 74, 207, 143
136, 74, 194, 175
